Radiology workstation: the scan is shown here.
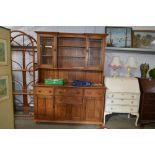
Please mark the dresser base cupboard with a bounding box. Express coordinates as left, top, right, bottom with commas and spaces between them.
34, 86, 105, 125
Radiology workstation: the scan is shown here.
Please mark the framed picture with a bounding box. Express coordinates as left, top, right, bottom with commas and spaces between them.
133, 30, 155, 48
0, 39, 7, 65
105, 26, 132, 48
0, 76, 9, 102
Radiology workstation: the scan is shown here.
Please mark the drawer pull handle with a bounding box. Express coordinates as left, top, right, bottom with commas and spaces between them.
111, 100, 114, 103
49, 91, 52, 93
38, 90, 41, 93
131, 101, 134, 104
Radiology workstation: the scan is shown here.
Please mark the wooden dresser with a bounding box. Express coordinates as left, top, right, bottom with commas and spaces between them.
104, 77, 140, 126
138, 78, 155, 126
34, 32, 107, 125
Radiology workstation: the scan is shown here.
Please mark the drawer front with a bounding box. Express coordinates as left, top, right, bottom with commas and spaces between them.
55, 88, 83, 96
55, 96, 83, 104
35, 87, 54, 95
105, 105, 139, 113
106, 98, 139, 106
106, 93, 139, 100
84, 89, 103, 98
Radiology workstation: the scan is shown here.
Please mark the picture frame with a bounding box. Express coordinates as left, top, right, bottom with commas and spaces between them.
132, 30, 155, 48
0, 76, 9, 102
105, 26, 132, 48
0, 39, 7, 65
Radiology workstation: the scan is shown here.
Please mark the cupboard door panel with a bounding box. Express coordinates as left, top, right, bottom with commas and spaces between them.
34, 95, 54, 120
55, 103, 70, 120
70, 104, 84, 121
84, 98, 103, 122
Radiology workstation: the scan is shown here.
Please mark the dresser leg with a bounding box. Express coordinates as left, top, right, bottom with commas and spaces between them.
135, 113, 139, 126
128, 114, 130, 118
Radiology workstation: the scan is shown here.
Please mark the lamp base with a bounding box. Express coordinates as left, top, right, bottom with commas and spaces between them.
125, 67, 131, 77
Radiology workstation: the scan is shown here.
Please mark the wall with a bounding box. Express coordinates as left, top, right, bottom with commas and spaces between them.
7, 26, 155, 77
0, 27, 14, 129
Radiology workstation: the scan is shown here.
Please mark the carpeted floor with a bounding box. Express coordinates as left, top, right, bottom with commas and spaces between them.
14, 113, 155, 129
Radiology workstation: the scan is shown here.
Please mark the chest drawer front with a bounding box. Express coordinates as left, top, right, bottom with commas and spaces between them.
55, 88, 83, 96
106, 93, 139, 100
55, 96, 83, 104
106, 98, 139, 106
84, 89, 103, 98
105, 105, 139, 113
35, 87, 54, 95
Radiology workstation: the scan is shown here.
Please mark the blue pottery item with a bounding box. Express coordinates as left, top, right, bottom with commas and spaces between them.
72, 80, 92, 87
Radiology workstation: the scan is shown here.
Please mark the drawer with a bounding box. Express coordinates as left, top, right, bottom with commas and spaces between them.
106, 93, 139, 100
55, 96, 82, 104
105, 105, 139, 113
35, 87, 54, 95
84, 89, 103, 98
55, 88, 83, 96
105, 98, 139, 106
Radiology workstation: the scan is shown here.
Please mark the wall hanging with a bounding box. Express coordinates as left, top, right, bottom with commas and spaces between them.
133, 30, 155, 48
105, 26, 132, 48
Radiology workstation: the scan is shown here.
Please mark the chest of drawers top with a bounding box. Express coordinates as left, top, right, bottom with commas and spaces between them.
139, 78, 155, 93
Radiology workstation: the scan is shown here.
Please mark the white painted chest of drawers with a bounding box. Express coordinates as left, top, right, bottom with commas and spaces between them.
104, 77, 140, 126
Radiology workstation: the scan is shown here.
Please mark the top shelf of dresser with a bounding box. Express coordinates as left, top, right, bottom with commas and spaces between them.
106, 47, 155, 54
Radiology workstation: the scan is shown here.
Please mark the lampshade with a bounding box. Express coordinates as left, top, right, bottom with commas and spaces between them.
125, 57, 138, 68
109, 56, 121, 69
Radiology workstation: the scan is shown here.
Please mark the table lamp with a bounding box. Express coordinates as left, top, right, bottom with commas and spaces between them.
125, 56, 138, 77
109, 56, 122, 77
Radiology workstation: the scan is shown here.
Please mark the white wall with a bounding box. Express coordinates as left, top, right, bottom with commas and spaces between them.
8, 26, 155, 77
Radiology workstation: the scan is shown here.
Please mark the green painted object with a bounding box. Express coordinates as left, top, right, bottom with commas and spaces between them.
149, 68, 155, 78
44, 79, 64, 85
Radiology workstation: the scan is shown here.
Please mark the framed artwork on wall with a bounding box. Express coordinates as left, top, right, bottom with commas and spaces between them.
0, 39, 7, 65
133, 30, 155, 48
105, 26, 132, 48
0, 76, 9, 102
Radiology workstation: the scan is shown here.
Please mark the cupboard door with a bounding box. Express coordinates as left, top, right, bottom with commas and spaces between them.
34, 95, 54, 120
84, 98, 103, 122
54, 103, 70, 121
70, 104, 84, 121
38, 35, 57, 68
55, 96, 84, 121
86, 37, 105, 70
